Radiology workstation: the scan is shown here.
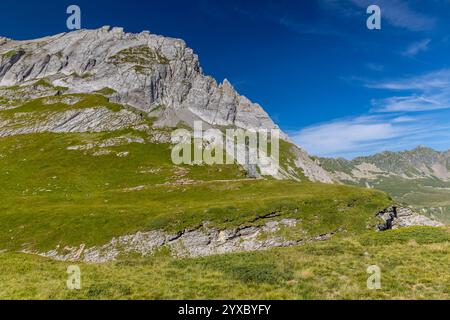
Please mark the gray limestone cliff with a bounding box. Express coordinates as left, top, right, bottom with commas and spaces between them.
0, 27, 279, 132
0, 27, 333, 183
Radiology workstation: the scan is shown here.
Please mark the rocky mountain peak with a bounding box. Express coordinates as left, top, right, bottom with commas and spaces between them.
0, 27, 334, 183
0, 27, 282, 134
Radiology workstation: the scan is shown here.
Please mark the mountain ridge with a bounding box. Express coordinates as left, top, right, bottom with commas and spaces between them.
0, 26, 279, 132
334, 146, 450, 162
0, 26, 333, 183
319, 146, 450, 223
320, 145, 450, 182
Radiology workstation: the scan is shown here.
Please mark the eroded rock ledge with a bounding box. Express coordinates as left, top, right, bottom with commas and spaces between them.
377, 206, 443, 231
16, 207, 445, 264
24, 219, 342, 264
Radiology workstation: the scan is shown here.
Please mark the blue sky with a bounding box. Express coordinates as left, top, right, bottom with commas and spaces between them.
1, 0, 450, 158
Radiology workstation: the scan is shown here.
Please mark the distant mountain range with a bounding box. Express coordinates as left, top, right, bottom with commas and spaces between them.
319, 146, 450, 223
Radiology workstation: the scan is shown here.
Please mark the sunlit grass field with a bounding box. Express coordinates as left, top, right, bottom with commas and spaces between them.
0, 132, 390, 252
0, 96, 447, 300
1, 227, 448, 300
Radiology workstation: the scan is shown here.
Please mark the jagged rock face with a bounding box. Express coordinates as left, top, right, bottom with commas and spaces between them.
0, 107, 145, 137
0, 27, 279, 133
0, 27, 334, 183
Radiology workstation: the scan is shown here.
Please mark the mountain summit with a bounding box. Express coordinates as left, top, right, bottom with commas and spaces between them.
0, 27, 332, 182
2, 27, 275, 131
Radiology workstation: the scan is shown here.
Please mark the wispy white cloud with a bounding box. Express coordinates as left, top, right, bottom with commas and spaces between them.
391, 116, 416, 123
321, 0, 435, 31
372, 94, 450, 113
369, 69, 450, 112
366, 69, 450, 91
293, 68, 450, 158
348, 0, 435, 31
292, 112, 450, 158
402, 38, 431, 56
292, 115, 406, 158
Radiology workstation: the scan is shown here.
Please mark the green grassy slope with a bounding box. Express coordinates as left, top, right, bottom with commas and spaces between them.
1, 227, 448, 300
2, 88, 447, 300
0, 132, 390, 252
0, 89, 391, 253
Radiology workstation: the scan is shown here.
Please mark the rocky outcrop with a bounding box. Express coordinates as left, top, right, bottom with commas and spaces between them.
26, 219, 342, 264
20, 205, 445, 263
377, 206, 444, 231
0, 107, 145, 137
